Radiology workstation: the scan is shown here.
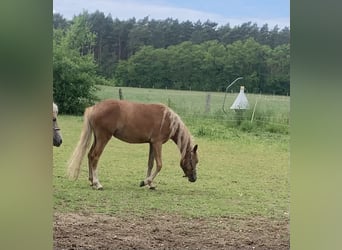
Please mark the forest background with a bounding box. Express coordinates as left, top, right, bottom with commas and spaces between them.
53, 11, 289, 114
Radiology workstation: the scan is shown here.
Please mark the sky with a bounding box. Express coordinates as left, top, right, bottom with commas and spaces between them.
53, 0, 289, 28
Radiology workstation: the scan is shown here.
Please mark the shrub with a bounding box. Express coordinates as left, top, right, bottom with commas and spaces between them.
53, 15, 100, 115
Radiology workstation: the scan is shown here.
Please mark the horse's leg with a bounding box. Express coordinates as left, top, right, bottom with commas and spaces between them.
142, 142, 162, 189
88, 133, 111, 190
140, 143, 154, 188
88, 140, 96, 185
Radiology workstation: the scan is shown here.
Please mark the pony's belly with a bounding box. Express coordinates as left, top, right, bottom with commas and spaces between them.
113, 130, 150, 143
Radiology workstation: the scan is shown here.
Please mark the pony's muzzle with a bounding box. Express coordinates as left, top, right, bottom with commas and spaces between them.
53, 138, 62, 147
53, 132, 63, 147
188, 176, 197, 182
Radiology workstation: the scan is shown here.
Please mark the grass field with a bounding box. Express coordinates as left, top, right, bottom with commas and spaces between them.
97, 85, 290, 134
53, 87, 289, 220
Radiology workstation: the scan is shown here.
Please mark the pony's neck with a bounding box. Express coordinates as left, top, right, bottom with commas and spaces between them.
166, 107, 193, 159
171, 124, 192, 159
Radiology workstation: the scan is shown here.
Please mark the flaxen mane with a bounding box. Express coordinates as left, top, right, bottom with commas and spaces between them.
162, 106, 194, 159
53, 102, 63, 147
53, 102, 58, 116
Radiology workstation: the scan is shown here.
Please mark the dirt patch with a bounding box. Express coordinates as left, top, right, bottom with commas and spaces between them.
54, 212, 289, 250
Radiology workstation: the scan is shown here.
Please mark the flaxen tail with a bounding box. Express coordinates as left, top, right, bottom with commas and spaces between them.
67, 107, 93, 180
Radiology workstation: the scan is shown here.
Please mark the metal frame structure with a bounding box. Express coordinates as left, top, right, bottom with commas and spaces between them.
222, 77, 243, 114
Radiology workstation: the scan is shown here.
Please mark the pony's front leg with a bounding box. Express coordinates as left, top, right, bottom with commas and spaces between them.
140, 143, 162, 189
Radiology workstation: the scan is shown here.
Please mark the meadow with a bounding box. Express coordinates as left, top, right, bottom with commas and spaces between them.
53, 86, 290, 220
97, 85, 290, 134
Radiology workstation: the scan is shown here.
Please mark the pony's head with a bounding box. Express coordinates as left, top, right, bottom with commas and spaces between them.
181, 144, 198, 182
53, 103, 62, 147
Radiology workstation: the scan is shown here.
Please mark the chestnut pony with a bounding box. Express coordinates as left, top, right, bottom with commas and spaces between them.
53, 102, 62, 147
67, 99, 199, 189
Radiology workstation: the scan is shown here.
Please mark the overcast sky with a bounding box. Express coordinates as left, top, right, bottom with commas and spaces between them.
53, 0, 289, 28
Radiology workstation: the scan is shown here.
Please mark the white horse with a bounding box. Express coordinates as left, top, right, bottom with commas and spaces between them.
53, 103, 62, 147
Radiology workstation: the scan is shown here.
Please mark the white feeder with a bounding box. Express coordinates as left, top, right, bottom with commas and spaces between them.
230, 86, 249, 110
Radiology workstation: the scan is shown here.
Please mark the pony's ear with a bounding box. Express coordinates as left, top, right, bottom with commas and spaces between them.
192, 144, 198, 153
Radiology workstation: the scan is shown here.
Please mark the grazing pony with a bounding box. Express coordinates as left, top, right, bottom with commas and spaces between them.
67, 99, 199, 189
53, 103, 62, 147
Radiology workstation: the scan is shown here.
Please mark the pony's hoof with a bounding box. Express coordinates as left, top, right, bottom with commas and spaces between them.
92, 184, 103, 190
139, 180, 145, 187
149, 186, 156, 190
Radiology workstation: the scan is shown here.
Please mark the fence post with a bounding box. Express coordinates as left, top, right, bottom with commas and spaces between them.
118, 88, 124, 100
251, 99, 258, 123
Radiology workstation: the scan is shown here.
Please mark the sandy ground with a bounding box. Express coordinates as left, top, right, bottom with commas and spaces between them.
53, 212, 289, 250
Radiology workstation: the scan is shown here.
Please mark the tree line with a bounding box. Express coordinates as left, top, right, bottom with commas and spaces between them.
53, 11, 290, 114
115, 40, 289, 94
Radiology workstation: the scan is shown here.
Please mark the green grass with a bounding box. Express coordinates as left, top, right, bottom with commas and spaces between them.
54, 87, 289, 220
53, 114, 289, 220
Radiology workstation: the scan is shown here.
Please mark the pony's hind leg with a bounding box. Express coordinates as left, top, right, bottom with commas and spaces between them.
140, 143, 154, 188
141, 142, 162, 189
88, 141, 96, 185
88, 133, 111, 190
